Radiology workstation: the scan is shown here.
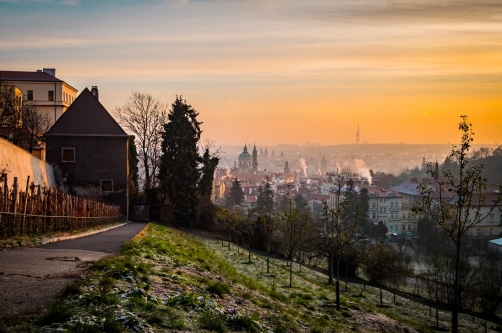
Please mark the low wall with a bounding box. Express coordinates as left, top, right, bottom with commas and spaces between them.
0, 137, 55, 189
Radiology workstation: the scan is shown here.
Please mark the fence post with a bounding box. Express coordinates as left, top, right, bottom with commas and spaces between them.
21, 176, 30, 235
2, 173, 7, 213
29, 182, 35, 233
11, 177, 18, 236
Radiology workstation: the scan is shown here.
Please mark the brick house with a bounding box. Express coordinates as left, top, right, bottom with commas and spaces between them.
45, 87, 129, 217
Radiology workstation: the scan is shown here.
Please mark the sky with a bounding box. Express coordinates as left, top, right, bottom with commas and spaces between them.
1, 0, 501, 146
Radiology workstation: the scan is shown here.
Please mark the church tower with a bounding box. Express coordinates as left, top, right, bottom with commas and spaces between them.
356, 123, 360, 145
252, 143, 258, 173
284, 161, 290, 174
321, 156, 327, 175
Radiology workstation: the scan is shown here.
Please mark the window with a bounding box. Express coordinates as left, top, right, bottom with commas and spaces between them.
372, 212, 376, 219
490, 229, 493, 235
62, 148, 75, 162
101, 180, 113, 192
396, 202, 399, 208
402, 225, 406, 231
48, 90, 54, 101
27, 90, 33, 101
476, 229, 481, 236
408, 225, 411, 230
390, 225, 394, 231
490, 214, 495, 223
372, 202, 376, 208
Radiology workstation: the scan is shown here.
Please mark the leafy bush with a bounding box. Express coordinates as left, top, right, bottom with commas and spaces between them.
36, 302, 74, 326
61, 281, 82, 297
226, 312, 262, 333
167, 292, 210, 309
198, 311, 226, 332
206, 282, 230, 297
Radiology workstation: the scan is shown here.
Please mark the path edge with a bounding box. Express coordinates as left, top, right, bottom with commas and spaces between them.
41, 222, 131, 245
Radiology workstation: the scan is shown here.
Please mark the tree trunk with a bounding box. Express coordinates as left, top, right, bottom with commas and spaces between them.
345, 259, 348, 291
248, 234, 251, 263
289, 256, 293, 287
328, 254, 334, 284
267, 251, 270, 273
336, 250, 340, 311
452, 241, 461, 333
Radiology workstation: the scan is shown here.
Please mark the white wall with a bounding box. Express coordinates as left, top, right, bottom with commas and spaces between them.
0, 138, 55, 189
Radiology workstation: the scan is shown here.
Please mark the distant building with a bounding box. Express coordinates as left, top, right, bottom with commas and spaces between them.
0, 68, 78, 125
236, 143, 259, 174
284, 161, 290, 174
45, 87, 129, 217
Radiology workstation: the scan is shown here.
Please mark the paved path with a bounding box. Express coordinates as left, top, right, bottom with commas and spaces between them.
40, 222, 147, 253
0, 222, 147, 319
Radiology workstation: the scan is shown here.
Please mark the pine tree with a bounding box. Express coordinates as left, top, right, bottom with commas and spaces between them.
128, 135, 140, 201
159, 97, 201, 227
199, 148, 219, 198
227, 178, 244, 208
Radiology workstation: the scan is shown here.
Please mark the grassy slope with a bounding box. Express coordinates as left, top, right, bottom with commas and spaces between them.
0, 223, 498, 333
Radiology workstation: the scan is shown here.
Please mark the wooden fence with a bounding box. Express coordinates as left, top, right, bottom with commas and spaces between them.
0, 173, 120, 237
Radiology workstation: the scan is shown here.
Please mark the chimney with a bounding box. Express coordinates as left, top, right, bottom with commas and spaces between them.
42, 68, 56, 77
91, 86, 99, 101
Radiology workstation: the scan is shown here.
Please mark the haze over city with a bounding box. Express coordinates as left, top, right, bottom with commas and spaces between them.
1, 0, 501, 146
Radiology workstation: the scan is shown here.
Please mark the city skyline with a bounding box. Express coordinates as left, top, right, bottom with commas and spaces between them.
1, 0, 501, 146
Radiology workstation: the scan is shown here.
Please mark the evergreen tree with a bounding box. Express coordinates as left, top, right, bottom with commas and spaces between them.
128, 135, 140, 201
198, 148, 219, 198
358, 187, 370, 233
159, 97, 201, 227
256, 180, 276, 272
227, 178, 244, 208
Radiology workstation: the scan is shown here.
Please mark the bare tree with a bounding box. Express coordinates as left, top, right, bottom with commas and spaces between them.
256, 179, 277, 273
22, 100, 51, 153
279, 189, 311, 288
313, 174, 360, 310
414, 116, 502, 333
114, 91, 167, 190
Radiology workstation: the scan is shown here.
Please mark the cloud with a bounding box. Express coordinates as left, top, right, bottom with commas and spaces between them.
269, 0, 502, 26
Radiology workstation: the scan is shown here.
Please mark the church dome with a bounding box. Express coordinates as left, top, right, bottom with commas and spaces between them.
239, 144, 252, 159
239, 151, 252, 159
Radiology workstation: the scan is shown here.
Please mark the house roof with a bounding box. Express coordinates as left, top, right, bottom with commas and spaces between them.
0, 70, 77, 92
0, 70, 63, 82
489, 238, 502, 246
46, 88, 127, 137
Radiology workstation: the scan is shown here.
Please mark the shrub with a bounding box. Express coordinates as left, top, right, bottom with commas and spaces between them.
36, 302, 73, 326
198, 311, 226, 332
61, 281, 82, 297
206, 282, 230, 297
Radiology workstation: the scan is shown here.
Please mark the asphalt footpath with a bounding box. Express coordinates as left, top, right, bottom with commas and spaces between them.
0, 222, 147, 319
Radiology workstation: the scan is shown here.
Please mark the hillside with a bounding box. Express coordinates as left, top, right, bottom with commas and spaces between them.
0, 223, 498, 333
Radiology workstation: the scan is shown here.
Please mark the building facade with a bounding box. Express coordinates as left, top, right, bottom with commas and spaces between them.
45, 87, 129, 217
0, 68, 78, 125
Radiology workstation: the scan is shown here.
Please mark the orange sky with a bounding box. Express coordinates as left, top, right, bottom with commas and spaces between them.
1, 0, 501, 146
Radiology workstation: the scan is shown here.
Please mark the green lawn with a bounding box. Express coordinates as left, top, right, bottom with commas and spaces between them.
1, 223, 499, 333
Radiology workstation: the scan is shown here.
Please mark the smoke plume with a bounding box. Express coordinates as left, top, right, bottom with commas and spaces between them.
353, 159, 372, 185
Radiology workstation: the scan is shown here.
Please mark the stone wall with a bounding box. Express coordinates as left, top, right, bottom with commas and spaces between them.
0, 137, 55, 189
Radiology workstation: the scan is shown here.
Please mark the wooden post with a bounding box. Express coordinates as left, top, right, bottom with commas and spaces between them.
2, 173, 7, 212
29, 182, 35, 233
21, 176, 30, 234
11, 177, 19, 235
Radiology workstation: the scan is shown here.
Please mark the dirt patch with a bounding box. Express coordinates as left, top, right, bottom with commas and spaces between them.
352, 309, 419, 333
